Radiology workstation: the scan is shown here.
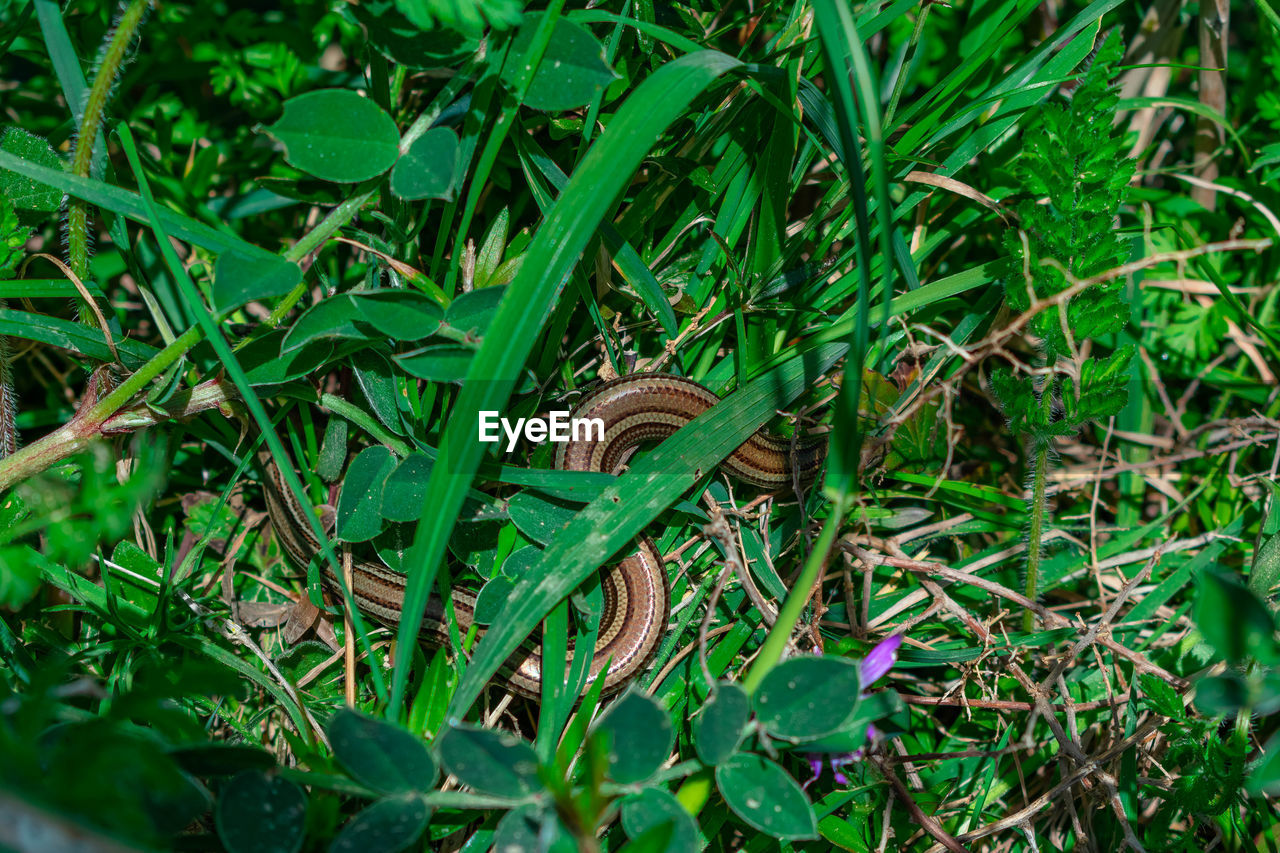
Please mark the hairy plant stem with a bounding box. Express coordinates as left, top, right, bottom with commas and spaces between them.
66, 0, 152, 323
1023, 437, 1051, 633
1022, 374, 1057, 632
0, 325, 201, 490
0, 149, 375, 487
0, 330, 15, 457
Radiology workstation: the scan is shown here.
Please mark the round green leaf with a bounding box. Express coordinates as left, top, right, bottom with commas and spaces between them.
216, 770, 307, 853
336, 446, 397, 543
492, 804, 576, 853
504, 15, 618, 111
326, 708, 437, 794
1196, 569, 1277, 664
794, 690, 904, 754
714, 754, 817, 841
381, 453, 434, 522
435, 723, 540, 799
693, 682, 750, 765
213, 251, 302, 315
263, 90, 400, 183
591, 689, 674, 783
445, 285, 506, 337
753, 655, 861, 739
328, 794, 429, 853
506, 492, 577, 546
473, 575, 517, 624
390, 126, 458, 200
394, 344, 474, 383
620, 788, 699, 852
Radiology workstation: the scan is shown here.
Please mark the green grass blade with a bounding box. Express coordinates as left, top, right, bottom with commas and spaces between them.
446, 342, 846, 716
0, 151, 277, 261
115, 124, 389, 702
391, 49, 746, 715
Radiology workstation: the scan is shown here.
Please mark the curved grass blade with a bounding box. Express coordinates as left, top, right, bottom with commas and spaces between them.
812, 0, 896, 501
0, 308, 157, 366
391, 50, 746, 714
446, 342, 846, 716
0, 151, 277, 262
116, 125, 388, 701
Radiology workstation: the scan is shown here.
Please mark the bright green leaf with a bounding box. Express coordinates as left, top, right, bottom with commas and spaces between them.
693, 683, 750, 765
505, 15, 618, 111
620, 788, 699, 852
394, 344, 474, 383
753, 656, 861, 740
390, 126, 458, 200
328, 794, 430, 853
337, 446, 398, 542
262, 90, 400, 183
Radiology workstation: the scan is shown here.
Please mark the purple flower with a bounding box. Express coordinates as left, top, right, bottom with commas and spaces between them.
802, 635, 902, 789
804, 753, 860, 788
859, 634, 903, 687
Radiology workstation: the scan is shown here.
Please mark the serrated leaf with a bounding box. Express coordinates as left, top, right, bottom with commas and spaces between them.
1061, 345, 1134, 428
1139, 674, 1184, 719
0, 128, 63, 214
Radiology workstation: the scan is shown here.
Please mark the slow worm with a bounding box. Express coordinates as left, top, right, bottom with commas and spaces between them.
264, 373, 827, 698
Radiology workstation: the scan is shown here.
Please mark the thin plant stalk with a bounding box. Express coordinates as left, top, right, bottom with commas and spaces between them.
1023, 436, 1051, 632
65, 0, 152, 320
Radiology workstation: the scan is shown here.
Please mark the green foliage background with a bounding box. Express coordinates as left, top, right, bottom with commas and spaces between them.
2, 0, 1280, 850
